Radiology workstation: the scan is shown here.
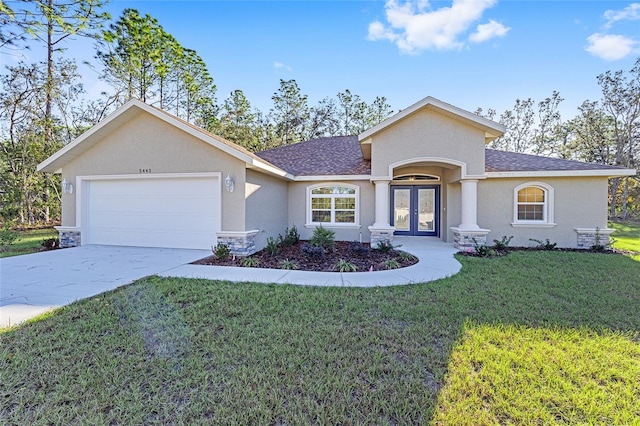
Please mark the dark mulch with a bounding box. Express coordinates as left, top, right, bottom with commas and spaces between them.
192, 241, 419, 272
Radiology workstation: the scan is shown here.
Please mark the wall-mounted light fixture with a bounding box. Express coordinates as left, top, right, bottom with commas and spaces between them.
61, 178, 74, 194
224, 175, 234, 193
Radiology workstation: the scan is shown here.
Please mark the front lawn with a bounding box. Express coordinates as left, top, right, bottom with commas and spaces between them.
610, 220, 640, 261
0, 228, 58, 258
1, 251, 639, 424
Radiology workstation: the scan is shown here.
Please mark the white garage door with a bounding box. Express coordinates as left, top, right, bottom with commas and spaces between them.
86, 176, 220, 249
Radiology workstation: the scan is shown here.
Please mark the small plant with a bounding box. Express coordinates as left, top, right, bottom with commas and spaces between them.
242, 257, 261, 267
265, 236, 280, 256
529, 238, 557, 250
334, 259, 357, 272
281, 225, 300, 247
375, 240, 399, 253
302, 243, 324, 259
41, 237, 59, 250
472, 238, 494, 257
349, 241, 370, 254
212, 242, 231, 261
492, 235, 513, 252
384, 258, 401, 270
310, 225, 335, 250
280, 259, 299, 270
591, 227, 608, 252
397, 251, 416, 262
0, 224, 20, 251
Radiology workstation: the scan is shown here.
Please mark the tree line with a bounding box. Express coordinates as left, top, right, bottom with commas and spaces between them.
1, 1, 638, 226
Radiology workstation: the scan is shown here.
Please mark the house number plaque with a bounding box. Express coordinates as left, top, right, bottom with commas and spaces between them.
139, 168, 152, 174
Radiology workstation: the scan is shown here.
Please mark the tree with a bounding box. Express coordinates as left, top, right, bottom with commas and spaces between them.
597, 57, 640, 218
490, 98, 535, 153
270, 79, 310, 146
531, 91, 564, 156
217, 90, 261, 151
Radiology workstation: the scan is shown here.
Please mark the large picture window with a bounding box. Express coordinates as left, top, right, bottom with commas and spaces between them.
512, 182, 555, 227
308, 185, 358, 226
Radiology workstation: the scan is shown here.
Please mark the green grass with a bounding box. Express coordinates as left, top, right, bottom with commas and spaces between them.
0, 228, 58, 258
1, 251, 639, 424
610, 220, 640, 261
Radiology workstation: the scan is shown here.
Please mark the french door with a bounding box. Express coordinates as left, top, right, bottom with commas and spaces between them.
391, 185, 440, 236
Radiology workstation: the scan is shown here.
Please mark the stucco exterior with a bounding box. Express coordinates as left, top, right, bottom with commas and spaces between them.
367, 108, 487, 178
245, 169, 289, 250
478, 176, 610, 248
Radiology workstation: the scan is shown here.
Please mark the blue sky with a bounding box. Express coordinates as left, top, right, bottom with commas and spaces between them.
5, 0, 640, 120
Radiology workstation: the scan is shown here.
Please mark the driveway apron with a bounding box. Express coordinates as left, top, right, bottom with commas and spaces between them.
0, 245, 210, 327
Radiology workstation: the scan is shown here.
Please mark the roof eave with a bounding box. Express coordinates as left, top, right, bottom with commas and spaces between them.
485, 168, 637, 178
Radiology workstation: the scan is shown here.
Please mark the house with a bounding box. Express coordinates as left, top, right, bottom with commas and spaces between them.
38, 97, 636, 254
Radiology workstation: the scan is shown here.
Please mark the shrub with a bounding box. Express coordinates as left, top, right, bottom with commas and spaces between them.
310, 225, 335, 250
243, 257, 261, 267
265, 237, 280, 256
41, 237, 59, 250
349, 241, 370, 255
384, 258, 401, 270
212, 242, 231, 261
591, 227, 609, 252
281, 225, 300, 247
397, 251, 416, 262
472, 238, 494, 257
0, 225, 20, 251
375, 240, 399, 253
280, 259, 299, 270
529, 238, 557, 250
334, 259, 357, 272
492, 235, 513, 252
302, 243, 324, 259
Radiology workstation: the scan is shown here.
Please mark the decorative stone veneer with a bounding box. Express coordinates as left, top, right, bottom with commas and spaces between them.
216, 230, 260, 256
575, 228, 614, 249
369, 227, 395, 247
451, 227, 490, 251
55, 226, 81, 248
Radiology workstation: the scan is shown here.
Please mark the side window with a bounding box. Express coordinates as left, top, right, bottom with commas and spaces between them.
308, 185, 359, 226
513, 182, 555, 226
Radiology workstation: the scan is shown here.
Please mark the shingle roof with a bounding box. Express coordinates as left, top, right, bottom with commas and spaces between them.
485, 149, 623, 172
256, 136, 370, 176
256, 136, 624, 176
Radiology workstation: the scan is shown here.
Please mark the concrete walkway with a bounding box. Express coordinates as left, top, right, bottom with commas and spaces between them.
1, 238, 461, 327
161, 237, 461, 287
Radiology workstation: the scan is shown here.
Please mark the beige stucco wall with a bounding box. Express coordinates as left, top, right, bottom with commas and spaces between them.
60, 112, 247, 231
287, 180, 375, 243
478, 176, 610, 248
245, 169, 289, 250
369, 109, 487, 177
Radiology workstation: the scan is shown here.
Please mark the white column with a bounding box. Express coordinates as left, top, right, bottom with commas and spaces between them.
372, 179, 391, 228
459, 179, 479, 230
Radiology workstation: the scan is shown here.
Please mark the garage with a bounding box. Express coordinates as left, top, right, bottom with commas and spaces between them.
83, 175, 221, 250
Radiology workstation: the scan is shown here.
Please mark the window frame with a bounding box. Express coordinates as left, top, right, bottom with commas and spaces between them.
306, 183, 360, 228
512, 182, 556, 228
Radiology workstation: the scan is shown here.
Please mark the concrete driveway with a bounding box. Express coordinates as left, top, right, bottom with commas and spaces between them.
0, 245, 210, 327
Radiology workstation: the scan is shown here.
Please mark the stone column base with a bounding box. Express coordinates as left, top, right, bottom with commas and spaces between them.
55, 226, 81, 248
451, 227, 490, 251
216, 230, 260, 256
575, 228, 614, 249
368, 226, 395, 248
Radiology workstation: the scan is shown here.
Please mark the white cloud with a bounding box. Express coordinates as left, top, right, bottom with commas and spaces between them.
603, 3, 640, 29
274, 61, 292, 72
585, 33, 638, 61
469, 19, 510, 43
368, 0, 502, 53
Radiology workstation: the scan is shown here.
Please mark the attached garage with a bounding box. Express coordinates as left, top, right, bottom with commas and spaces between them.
80, 174, 221, 250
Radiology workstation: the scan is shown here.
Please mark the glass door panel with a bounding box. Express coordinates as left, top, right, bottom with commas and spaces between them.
393, 189, 411, 231
418, 188, 435, 232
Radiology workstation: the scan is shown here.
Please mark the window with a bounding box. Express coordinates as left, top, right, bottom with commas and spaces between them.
512, 182, 555, 227
308, 185, 358, 226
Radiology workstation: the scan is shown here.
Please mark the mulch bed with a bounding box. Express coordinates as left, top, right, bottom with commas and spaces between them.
192, 241, 419, 272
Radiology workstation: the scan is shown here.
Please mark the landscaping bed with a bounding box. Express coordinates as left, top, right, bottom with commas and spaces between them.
193, 240, 419, 272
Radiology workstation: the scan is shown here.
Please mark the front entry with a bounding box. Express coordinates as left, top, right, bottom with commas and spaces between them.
391, 185, 440, 236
